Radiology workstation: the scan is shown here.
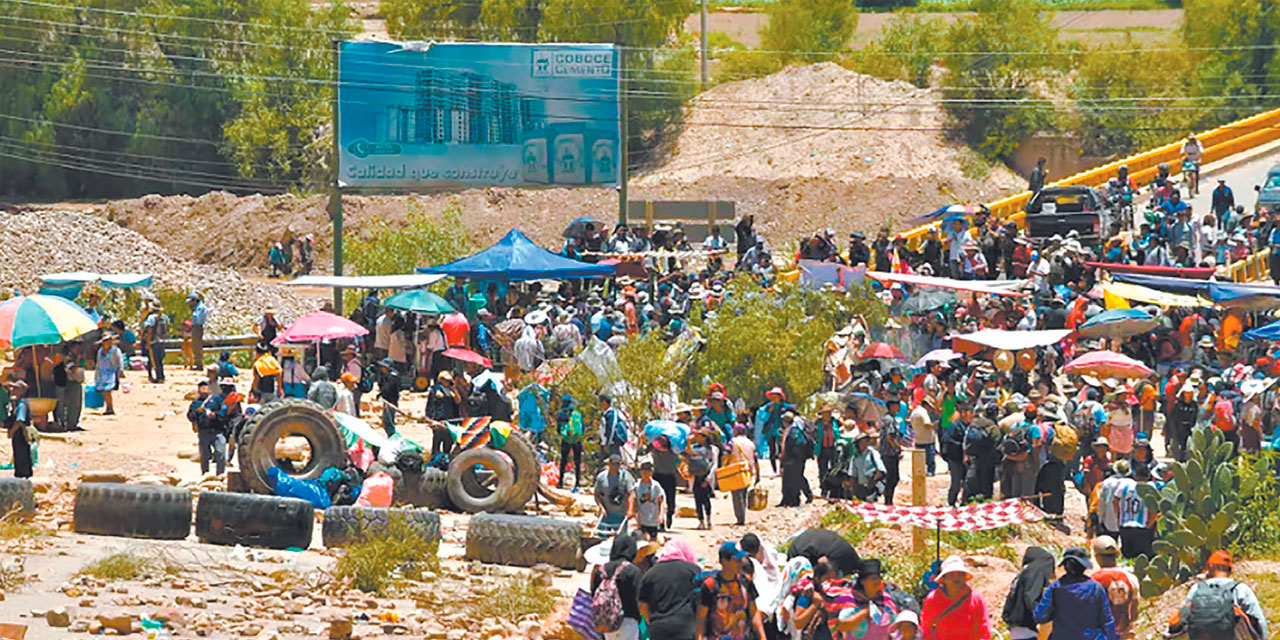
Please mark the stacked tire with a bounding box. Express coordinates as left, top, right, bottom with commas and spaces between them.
321, 506, 440, 547
237, 399, 346, 495
73, 484, 191, 539
465, 513, 583, 570
195, 491, 314, 549
446, 430, 538, 514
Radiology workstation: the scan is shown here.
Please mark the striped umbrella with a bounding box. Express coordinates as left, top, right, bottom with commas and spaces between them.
0, 295, 99, 348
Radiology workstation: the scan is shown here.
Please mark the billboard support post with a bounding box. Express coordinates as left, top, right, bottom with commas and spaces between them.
331, 39, 344, 314
618, 63, 628, 226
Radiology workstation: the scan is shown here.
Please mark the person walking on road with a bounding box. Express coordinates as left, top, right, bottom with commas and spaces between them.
1003, 547, 1054, 640
638, 538, 700, 640
922, 556, 991, 640
1167, 551, 1268, 640
557, 395, 585, 491
1212, 178, 1235, 230
1033, 547, 1118, 640
1088, 536, 1139, 640
590, 532, 643, 640
696, 542, 768, 640
725, 424, 759, 526
1028, 157, 1048, 194
187, 292, 209, 369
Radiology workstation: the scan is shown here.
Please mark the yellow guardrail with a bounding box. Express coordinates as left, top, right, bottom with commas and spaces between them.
1224, 247, 1271, 283
898, 106, 1280, 246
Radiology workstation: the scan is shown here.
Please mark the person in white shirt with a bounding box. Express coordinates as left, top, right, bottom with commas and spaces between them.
373, 309, 394, 360
1095, 459, 1130, 539
335, 373, 358, 417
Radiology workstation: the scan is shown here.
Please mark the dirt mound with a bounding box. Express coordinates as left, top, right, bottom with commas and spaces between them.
0, 208, 315, 333
89, 63, 1021, 272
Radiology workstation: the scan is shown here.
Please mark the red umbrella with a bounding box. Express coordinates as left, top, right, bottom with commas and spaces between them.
1063, 350, 1153, 379
441, 347, 492, 368
272, 310, 368, 344
859, 342, 905, 360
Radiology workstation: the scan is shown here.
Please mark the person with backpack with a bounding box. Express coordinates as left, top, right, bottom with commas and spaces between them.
557, 395, 585, 492
590, 532, 644, 640
597, 394, 630, 470
922, 556, 991, 640
1000, 404, 1036, 499
696, 542, 768, 640
941, 405, 971, 506
1088, 536, 1139, 640
779, 412, 814, 507
1168, 551, 1267, 640
879, 399, 911, 505
962, 403, 1000, 503
1002, 546, 1054, 640
1033, 547, 1117, 640
638, 538, 700, 640
847, 433, 885, 503
685, 430, 717, 530
594, 454, 635, 535
139, 301, 169, 384
813, 404, 841, 498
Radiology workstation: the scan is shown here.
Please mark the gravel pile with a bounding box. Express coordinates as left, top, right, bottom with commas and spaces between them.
0, 208, 316, 333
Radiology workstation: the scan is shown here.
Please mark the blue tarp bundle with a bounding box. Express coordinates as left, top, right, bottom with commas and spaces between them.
1111, 273, 1280, 305
418, 229, 615, 281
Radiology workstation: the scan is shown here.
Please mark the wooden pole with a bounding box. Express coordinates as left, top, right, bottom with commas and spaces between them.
912, 447, 927, 553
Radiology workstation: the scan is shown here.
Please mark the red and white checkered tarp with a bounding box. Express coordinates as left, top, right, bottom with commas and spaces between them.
840, 498, 1048, 531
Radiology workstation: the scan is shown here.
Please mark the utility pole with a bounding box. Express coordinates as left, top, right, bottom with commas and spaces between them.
618, 48, 628, 226
331, 40, 344, 314
700, 0, 709, 89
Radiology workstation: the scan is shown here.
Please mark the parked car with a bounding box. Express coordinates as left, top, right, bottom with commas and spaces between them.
1254, 164, 1280, 213
1025, 185, 1114, 243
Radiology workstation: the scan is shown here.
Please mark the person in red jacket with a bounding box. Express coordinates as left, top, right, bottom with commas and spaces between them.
922, 556, 991, 640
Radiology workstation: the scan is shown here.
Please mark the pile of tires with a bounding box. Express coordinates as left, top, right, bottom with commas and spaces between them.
321, 506, 440, 547
73, 483, 191, 540
465, 513, 583, 570
237, 399, 347, 496
445, 429, 538, 514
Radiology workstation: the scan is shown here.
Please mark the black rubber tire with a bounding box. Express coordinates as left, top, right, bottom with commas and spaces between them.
237, 398, 346, 495
73, 483, 192, 540
390, 467, 452, 510
195, 491, 314, 549
0, 478, 35, 515
321, 506, 441, 547
447, 449, 514, 514
465, 513, 583, 571
496, 430, 538, 513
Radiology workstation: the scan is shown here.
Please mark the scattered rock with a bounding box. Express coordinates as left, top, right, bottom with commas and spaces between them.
80, 470, 129, 484
327, 619, 353, 640
45, 608, 70, 627
95, 612, 137, 635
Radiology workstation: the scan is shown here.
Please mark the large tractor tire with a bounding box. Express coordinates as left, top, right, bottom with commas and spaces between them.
0, 478, 35, 516
321, 506, 441, 548
73, 484, 191, 540
388, 467, 451, 510
237, 398, 346, 495
446, 449, 514, 514
195, 491, 314, 550
494, 430, 538, 513
465, 513, 583, 571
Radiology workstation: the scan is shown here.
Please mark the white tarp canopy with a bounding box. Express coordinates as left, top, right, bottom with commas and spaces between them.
950, 329, 1072, 351
866, 271, 1029, 297
40, 272, 153, 288
281, 274, 447, 289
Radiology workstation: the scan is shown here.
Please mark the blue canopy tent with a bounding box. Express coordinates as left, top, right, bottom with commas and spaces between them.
1244, 318, 1280, 341
417, 229, 615, 281
38, 272, 155, 300
1111, 273, 1280, 307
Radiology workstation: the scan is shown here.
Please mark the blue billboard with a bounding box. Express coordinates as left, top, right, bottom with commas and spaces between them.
337, 41, 621, 189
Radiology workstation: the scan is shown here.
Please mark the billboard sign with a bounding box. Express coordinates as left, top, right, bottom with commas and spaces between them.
337, 41, 621, 189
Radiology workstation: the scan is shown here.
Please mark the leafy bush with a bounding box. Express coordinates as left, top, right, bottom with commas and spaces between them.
857, 13, 942, 87
1230, 451, 1280, 558
334, 515, 441, 596
761, 0, 859, 63
818, 506, 886, 546
465, 574, 559, 621
716, 49, 787, 84
344, 202, 474, 279
79, 552, 153, 581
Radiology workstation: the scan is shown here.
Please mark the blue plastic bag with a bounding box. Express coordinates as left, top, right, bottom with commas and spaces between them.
268, 467, 331, 509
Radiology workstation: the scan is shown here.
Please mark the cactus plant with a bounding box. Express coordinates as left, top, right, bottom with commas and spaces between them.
1132, 427, 1239, 598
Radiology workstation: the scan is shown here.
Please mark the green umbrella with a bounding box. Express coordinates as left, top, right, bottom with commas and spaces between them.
383, 289, 456, 314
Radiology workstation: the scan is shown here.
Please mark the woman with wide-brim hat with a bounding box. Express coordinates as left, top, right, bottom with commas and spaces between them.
921, 556, 991, 640
94, 333, 124, 416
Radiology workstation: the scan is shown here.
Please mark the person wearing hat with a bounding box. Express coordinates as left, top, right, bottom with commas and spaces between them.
911, 394, 938, 477
3, 379, 33, 479
251, 341, 282, 406
631, 458, 666, 540
1002, 547, 1054, 640
848, 432, 885, 503
922, 556, 990, 640
339, 344, 364, 417
197, 376, 242, 475
1080, 437, 1111, 502
813, 403, 841, 498
825, 558, 901, 639
139, 302, 169, 384
257, 308, 281, 346
556, 395, 585, 491
1033, 547, 1117, 640
847, 230, 870, 268
696, 542, 767, 640
1168, 377, 1200, 463
1192, 333, 1220, 374
425, 370, 463, 456
759, 387, 794, 475
597, 394, 631, 471
704, 389, 734, 442
593, 453, 635, 536
1089, 536, 1139, 639
962, 402, 1001, 504
778, 411, 815, 507
334, 372, 358, 417
94, 333, 125, 416
1168, 550, 1267, 640
186, 292, 209, 370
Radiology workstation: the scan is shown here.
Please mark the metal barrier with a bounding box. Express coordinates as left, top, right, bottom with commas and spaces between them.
1224, 247, 1272, 283
896, 106, 1280, 245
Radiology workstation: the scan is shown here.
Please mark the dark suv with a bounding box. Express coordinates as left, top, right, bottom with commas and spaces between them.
1024, 185, 1114, 242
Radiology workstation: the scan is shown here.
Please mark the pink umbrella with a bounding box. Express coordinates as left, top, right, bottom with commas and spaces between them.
1063, 350, 1153, 379
272, 311, 368, 344
859, 342, 905, 360
441, 347, 492, 368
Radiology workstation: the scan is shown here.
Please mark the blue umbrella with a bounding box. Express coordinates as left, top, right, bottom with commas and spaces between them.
1078, 308, 1157, 340
847, 392, 887, 407
1245, 317, 1280, 340
941, 214, 970, 229
644, 419, 689, 453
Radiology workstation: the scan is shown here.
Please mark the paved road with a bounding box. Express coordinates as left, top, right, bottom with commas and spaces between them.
1186, 146, 1280, 219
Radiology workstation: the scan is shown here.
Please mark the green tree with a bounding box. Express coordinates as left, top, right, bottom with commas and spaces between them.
858, 13, 942, 87
760, 0, 859, 63
689, 281, 886, 407
939, 0, 1064, 161
342, 202, 475, 277
1181, 0, 1280, 123
1070, 37, 1203, 156
382, 0, 484, 40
